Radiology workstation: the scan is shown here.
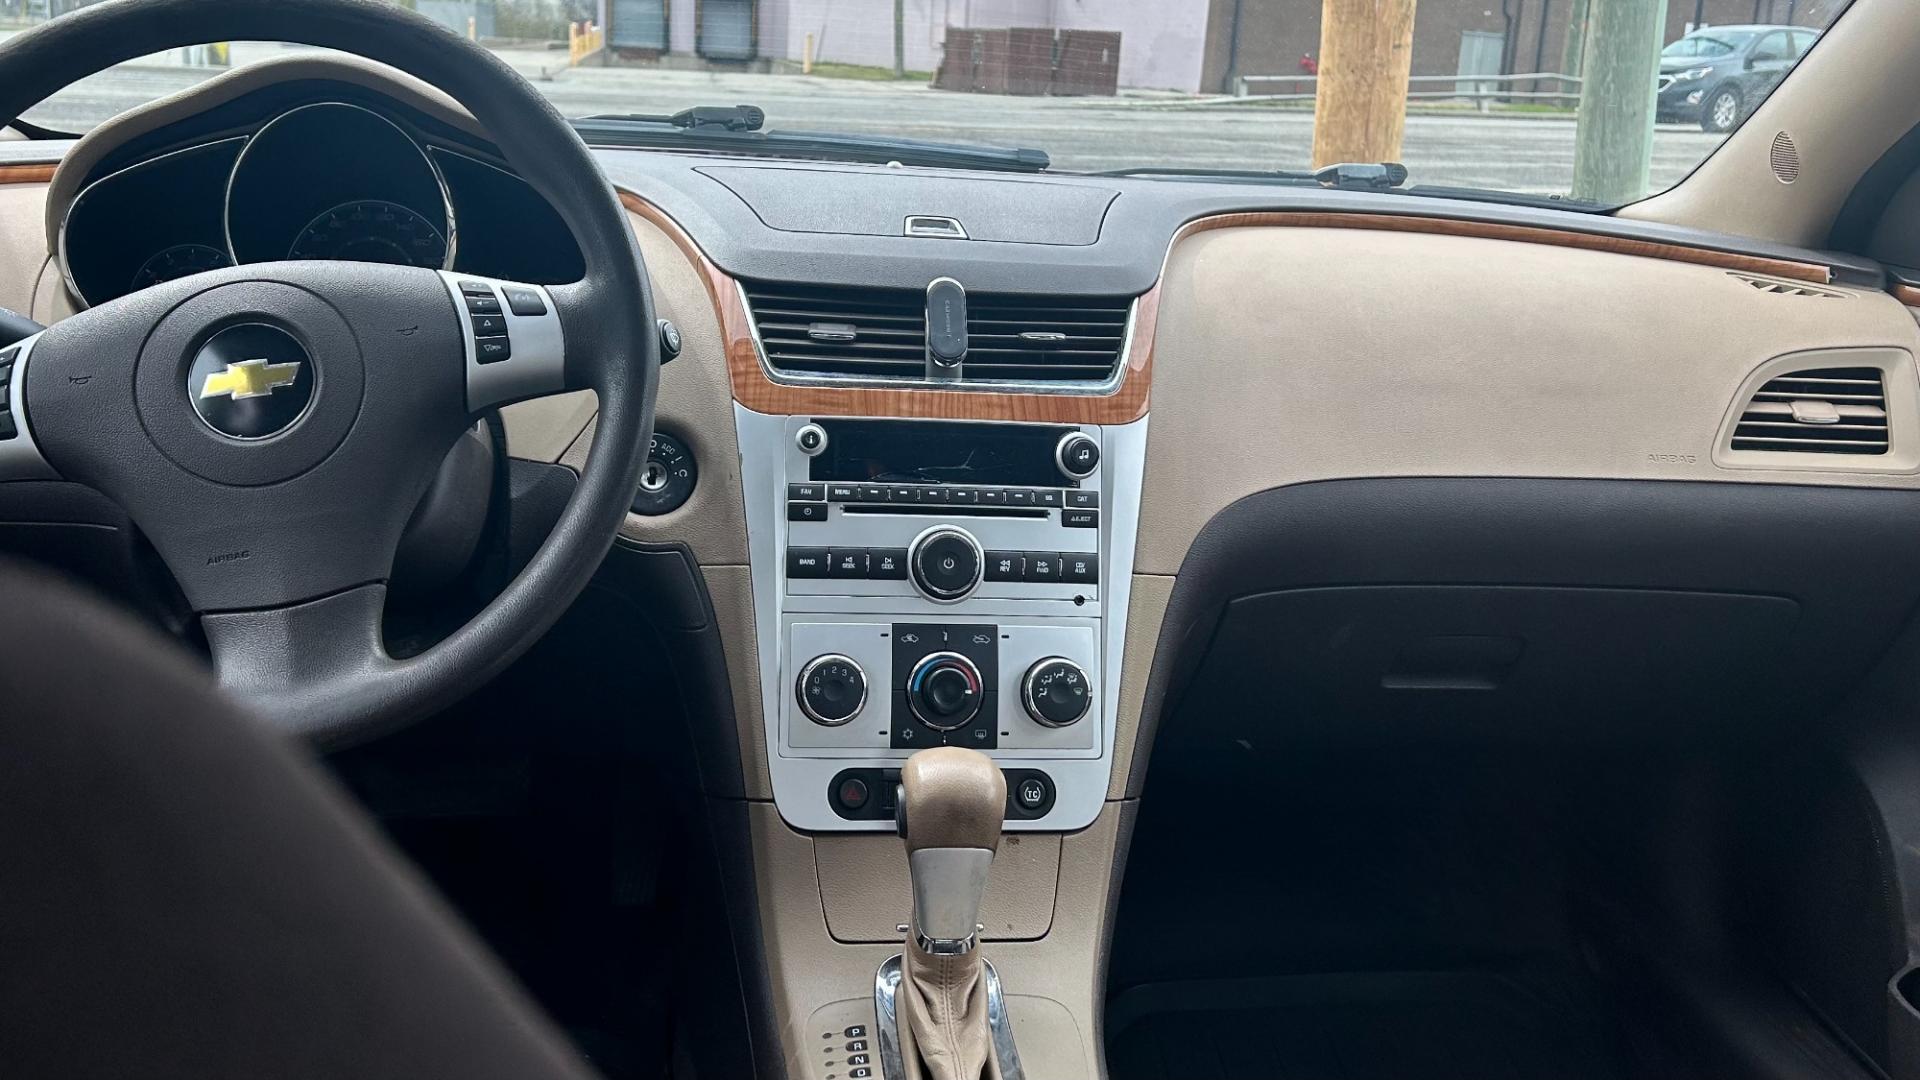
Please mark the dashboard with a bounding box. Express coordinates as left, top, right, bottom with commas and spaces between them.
56, 77, 583, 307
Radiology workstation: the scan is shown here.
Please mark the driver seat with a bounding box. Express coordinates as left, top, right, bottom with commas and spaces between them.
0, 560, 598, 1079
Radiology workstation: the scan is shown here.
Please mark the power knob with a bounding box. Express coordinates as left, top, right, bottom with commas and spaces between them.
1022, 657, 1091, 727
908, 525, 983, 602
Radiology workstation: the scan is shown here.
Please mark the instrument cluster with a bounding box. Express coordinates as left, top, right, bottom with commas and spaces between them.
61, 94, 583, 308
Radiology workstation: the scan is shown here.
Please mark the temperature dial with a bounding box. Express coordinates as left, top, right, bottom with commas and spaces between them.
906, 651, 984, 731
1022, 657, 1091, 727
797, 654, 867, 726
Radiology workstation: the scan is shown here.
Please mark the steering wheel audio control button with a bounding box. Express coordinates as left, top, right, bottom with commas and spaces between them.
798, 654, 868, 726
909, 525, 983, 602
1022, 657, 1091, 727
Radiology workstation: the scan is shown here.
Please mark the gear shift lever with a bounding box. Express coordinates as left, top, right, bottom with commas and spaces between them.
900, 746, 1006, 952
892, 747, 1007, 1080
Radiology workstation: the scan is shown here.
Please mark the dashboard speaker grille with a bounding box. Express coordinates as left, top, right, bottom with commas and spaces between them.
1732, 367, 1887, 455
1769, 131, 1800, 184
741, 279, 1133, 384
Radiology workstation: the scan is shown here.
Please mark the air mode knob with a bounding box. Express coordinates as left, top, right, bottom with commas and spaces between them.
1022, 657, 1091, 727
909, 525, 983, 602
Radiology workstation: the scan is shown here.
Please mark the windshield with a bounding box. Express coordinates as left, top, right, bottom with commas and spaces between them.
1662, 31, 1757, 58
11, 0, 1854, 207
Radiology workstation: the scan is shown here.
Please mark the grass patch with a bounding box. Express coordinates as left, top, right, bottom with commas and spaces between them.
807, 61, 933, 82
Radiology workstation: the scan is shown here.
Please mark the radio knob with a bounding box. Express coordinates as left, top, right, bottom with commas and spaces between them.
909, 525, 982, 602
1055, 431, 1100, 480
796, 654, 867, 726
907, 652, 984, 731
1022, 657, 1091, 727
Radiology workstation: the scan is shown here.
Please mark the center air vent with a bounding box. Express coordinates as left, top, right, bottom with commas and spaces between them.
741, 280, 1132, 384
1731, 367, 1888, 455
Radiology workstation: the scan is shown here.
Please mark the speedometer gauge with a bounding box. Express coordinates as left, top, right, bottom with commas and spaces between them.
288, 199, 448, 268
129, 243, 231, 291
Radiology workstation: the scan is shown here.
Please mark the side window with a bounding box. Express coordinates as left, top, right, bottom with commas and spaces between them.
1751, 32, 1789, 62
1791, 31, 1817, 57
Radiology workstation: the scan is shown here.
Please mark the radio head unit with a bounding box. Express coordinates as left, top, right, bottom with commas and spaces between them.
807, 418, 1088, 490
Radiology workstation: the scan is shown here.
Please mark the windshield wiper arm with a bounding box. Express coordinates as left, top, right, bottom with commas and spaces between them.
572, 105, 1050, 173
1313, 161, 1408, 189
1092, 161, 1408, 190
579, 103, 767, 131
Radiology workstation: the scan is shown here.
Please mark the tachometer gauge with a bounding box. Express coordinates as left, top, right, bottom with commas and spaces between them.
129, 243, 232, 291
288, 199, 448, 268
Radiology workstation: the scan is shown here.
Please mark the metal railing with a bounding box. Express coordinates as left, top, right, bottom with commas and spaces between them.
1236, 71, 1584, 107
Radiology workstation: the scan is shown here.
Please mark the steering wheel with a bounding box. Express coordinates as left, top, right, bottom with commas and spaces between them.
0, 0, 658, 746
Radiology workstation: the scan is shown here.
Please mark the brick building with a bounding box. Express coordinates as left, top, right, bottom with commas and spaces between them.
1199, 0, 1836, 95
596, 0, 1839, 94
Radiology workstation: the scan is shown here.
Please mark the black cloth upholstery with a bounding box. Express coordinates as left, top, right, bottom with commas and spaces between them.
0, 562, 598, 1079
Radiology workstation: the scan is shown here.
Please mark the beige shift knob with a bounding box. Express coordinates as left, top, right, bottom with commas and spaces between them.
899, 747, 1007, 853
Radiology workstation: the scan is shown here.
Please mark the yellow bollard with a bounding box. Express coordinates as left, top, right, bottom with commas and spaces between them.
467, 15, 476, 41
803, 31, 814, 74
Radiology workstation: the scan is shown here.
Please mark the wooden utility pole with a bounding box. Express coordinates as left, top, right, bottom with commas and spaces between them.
1570, 0, 1668, 204
1562, 0, 1591, 78
1310, 0, 1418, 168
893, 0, 906, 78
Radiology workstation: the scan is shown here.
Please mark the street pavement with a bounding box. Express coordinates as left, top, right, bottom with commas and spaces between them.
9, 37, 1729, 197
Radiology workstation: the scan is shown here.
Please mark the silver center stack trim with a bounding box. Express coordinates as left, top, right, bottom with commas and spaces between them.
737, 405, 1149, 832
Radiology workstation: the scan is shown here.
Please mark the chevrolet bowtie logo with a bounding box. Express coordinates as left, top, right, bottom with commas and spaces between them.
199, 357, 303, 400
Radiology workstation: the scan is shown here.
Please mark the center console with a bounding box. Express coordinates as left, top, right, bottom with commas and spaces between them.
737, 407, 1147, 831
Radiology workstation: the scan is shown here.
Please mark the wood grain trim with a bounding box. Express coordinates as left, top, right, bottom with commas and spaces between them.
1174, 210, 1836, 284
618, 189, 1154, 423
1890, 282, 1920, 308
0, 163, 56, 185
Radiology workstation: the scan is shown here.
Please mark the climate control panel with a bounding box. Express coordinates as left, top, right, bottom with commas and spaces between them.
783, 617, 1099, 756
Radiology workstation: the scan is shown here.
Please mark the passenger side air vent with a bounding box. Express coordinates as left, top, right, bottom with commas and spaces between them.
1731, 367, 1888, 455
741, 279, 1132, 384
961, 294, 1132, 382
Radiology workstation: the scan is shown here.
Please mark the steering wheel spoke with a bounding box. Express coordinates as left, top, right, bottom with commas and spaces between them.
200, 584, 396, 742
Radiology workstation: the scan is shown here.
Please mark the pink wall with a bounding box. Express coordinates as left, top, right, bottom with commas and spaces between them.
770, 0, 1207, 90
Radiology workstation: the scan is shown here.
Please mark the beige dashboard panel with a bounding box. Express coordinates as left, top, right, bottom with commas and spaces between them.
814, 831, 1060, 943
1135, 225, 1920, 575
0, 181, 46, 316
558, 209, 748, 568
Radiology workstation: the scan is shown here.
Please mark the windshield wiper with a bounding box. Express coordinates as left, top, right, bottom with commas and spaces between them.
572, 104, 1050, 173
1091, 161, 1408, 190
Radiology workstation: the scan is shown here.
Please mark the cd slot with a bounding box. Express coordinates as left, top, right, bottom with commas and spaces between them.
842, 505, 1049, 520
